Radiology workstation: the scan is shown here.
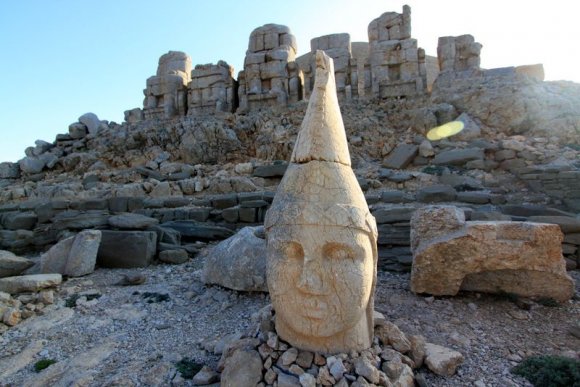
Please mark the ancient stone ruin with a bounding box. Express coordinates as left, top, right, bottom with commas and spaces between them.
0, 3, 579, 386
238, 24, 302, 111
143, 51, 192, 120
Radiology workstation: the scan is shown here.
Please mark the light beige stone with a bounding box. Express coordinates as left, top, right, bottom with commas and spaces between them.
410, 206, 575, 302
238, 24, 301, 111
424, 343, 464, 376
265, 51, 378, 354
143, 51, 191, 119
0, 274, 62, 294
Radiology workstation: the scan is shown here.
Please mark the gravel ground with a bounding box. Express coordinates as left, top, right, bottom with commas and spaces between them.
0, 252, 578, 386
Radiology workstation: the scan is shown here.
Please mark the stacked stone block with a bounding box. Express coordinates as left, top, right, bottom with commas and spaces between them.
188, 61, 237, 115
238, 24, 302, 111
350, 42, 372, 98
437, 34, 482, 73
143, 51, 192, 120
368, 5, 427, 97
305, 33, 352, 99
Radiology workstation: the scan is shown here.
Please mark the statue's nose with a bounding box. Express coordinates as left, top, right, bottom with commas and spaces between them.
296, 257, 327, 295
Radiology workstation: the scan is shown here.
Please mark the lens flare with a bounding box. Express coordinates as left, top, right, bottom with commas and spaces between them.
426, 121, 465, 141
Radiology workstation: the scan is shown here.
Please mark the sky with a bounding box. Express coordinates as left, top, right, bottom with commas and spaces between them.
1, 0, 579, 163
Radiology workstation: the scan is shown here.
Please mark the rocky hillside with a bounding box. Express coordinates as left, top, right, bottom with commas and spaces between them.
0, 51, 580, 386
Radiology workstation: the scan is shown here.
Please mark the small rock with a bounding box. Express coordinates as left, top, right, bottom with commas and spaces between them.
280, 347, 299, 366
327, 356, 347, 380
375, 321, 411, 353
158, 250, 189, 264
192, 365, 219, 385
424, 343, 464, 376
278, 372, 301, 387
316, 365, 335, 385
2, 307, 21, 326
354, 357, 380, 384
299, 372, 316, 387
115, 274, 147, 286
296, 350, 314, 369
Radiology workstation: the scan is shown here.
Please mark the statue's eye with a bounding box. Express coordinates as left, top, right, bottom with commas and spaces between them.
323, 243, 354, 260
283, 241, 304, 261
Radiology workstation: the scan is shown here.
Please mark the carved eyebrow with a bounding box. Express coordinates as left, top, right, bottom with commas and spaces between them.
322, 242, 360, 260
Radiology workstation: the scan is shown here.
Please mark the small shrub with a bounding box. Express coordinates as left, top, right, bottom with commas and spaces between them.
175, 357, 203, 379
141, 292, 170, 303
494, 290, 520, 303
536, 297, 560, 307
65, 294, 80, 308
34, 359, 57, 372
511, 355, 580, 387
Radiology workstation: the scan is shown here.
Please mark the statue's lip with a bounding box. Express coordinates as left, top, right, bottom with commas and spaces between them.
300, 298, 329, 319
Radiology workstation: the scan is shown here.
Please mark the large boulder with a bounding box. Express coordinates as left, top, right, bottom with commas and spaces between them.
78, 112, 104, 135
0, 162, 20, 179
97, 231, 157, 268
203, 227, 267, 292
410, 205, 575, 302
0, 250, 34, 278
41, 230, 102, 277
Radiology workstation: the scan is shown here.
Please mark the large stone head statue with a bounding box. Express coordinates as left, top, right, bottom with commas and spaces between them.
265, 51, 378, 354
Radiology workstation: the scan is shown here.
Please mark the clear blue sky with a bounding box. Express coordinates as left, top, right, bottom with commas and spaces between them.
1, 1, 578, 163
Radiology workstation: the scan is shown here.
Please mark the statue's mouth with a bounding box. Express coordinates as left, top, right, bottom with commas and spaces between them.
300, 298, 328, 319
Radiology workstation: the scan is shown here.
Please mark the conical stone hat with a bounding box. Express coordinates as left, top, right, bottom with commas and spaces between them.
265, 50, 376, 236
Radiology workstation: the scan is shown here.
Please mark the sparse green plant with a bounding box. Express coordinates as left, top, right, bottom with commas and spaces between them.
175, 357, 203, 379
511, 355, 580, 387
141, 292, 170, 303
494, 290, 521, 303
536, 297, 560, 307
34, 359, 57, 372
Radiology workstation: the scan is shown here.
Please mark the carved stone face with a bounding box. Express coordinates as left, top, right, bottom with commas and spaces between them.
267, 225, 374, 338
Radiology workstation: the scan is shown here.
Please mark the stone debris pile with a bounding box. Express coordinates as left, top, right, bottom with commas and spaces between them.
213, 307, 464, 387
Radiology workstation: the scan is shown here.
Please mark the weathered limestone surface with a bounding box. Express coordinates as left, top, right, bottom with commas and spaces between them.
143, 51, 192, 119
410, 206, 575, 302
188, 61, 236, 115
302, 34, 352, 100
437, 35, 482, 73
203, 226, 267, 292
265, 51, 378, 353
0, 250, 34, 278
41, 230, 102, 277
238, 24, 301, 111
368, 5, 426, 97
0, 274, 62, 294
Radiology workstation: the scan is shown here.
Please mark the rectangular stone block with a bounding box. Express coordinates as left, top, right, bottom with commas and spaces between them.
97, 231, 157, 268
239, 207, 257, 223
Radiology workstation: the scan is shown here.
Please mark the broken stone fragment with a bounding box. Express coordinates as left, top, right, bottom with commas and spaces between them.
0, 250, 34, 278
423, 343, 464, 376
0, 274, 62, 294
410, 205, 575, 302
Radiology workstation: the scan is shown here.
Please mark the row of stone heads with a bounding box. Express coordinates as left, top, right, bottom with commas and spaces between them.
129, 5, 483, 122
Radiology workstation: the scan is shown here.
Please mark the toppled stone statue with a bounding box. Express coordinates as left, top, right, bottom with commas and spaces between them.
265, 51, 378, 353
410, 205, 575, 302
